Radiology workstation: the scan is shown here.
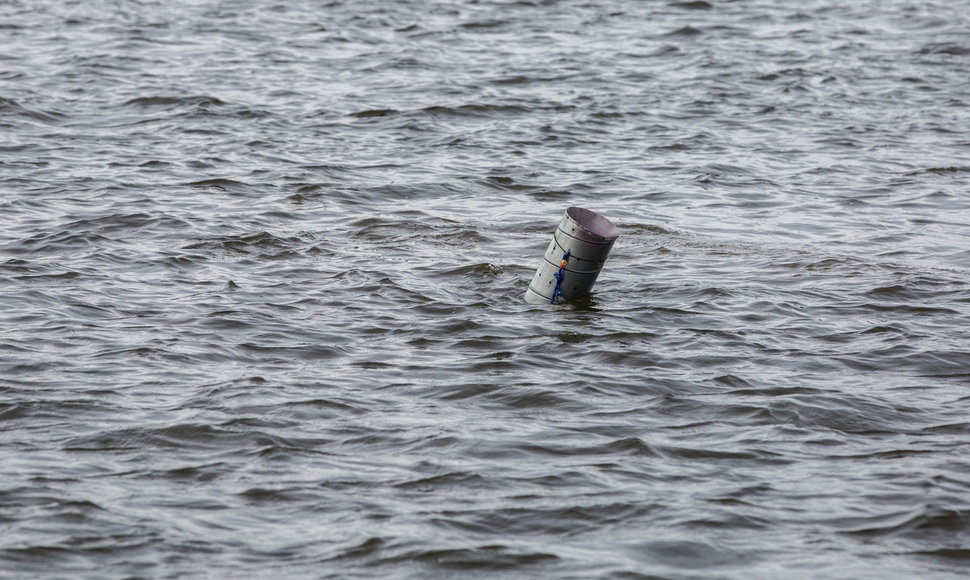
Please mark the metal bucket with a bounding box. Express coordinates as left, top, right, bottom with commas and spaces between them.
524, 207, 619, 304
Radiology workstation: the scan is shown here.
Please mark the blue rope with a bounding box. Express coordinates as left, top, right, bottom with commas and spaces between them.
551, 250, 570, 304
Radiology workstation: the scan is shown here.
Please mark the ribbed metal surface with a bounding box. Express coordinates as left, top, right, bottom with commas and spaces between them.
524, 207, 619, 304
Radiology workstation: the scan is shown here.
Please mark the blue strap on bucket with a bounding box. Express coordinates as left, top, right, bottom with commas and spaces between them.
551, 250, 570, 304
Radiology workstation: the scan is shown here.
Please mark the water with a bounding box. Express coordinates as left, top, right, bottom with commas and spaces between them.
2, 0, 970, 577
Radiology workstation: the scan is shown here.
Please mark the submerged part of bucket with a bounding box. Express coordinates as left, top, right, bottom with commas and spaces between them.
524, 207, 619, 305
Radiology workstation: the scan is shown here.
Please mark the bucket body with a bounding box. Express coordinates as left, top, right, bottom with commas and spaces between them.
524, 207, 619, 304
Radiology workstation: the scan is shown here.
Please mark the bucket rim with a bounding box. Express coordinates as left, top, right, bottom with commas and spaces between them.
565, 206, 619, 242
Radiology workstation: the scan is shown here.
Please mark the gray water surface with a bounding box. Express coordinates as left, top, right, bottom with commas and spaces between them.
2, 1, 970, 578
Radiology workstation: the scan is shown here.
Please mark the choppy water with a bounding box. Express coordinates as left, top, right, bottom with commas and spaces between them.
2, 0, 970, 577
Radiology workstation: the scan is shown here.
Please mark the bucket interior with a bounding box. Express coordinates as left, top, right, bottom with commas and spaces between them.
566, 207, 619, 241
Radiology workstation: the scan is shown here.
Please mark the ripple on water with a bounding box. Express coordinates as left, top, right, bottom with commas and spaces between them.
2, 0, 970, 578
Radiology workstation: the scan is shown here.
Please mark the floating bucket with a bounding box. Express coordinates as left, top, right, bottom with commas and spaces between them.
524, 207, 619, 304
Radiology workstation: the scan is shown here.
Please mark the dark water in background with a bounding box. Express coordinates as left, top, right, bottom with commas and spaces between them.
2, 0, 970, 577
